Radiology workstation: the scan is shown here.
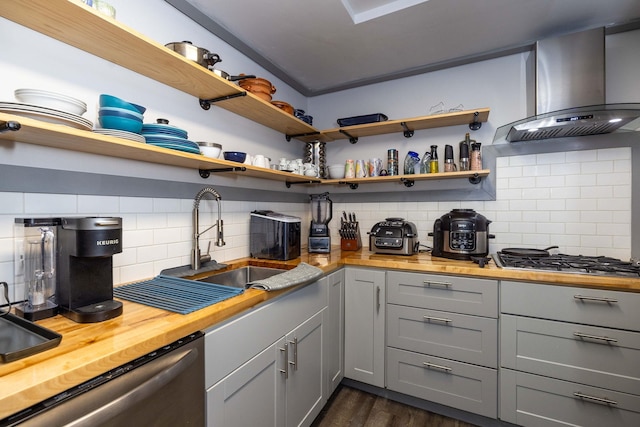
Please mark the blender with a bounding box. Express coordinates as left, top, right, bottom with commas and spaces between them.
308, 192, 332, 253
14, 218, 61, 321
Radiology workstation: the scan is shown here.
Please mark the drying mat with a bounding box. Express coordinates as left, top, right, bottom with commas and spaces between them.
114, 275, 243, 314
249, 262, 323, 291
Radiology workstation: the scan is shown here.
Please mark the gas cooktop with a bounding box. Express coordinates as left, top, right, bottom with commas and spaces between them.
493, 252, 640, 278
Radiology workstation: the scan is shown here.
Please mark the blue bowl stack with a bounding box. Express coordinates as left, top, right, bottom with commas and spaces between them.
98, 94, 146, 134
141, 119, 200, 154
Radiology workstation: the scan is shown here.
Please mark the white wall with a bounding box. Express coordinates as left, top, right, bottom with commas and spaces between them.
0, 2, 638, 304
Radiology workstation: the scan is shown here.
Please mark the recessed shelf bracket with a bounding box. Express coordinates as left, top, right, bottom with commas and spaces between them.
285, 179, 321, 188
0, 120, 21, 133
337, 181, 360, 190
199, 166, 246, 179
199, 92, 247, 110
285, 131, 321, 142
468, 173, 482, 184
339, 129, 359, 144
469, 111, 482, 131
400, 122, 414, 138
400, 178, 415, 187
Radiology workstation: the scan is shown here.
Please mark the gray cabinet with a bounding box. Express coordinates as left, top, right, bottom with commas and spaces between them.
344, 267, 386, 387
386, 271, 498, 418
205, 279, 328, 427
500, 280, 640, 426
324, 269, 344, 396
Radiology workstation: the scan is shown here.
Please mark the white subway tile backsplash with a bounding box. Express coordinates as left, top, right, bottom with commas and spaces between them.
0, 147, 633, 302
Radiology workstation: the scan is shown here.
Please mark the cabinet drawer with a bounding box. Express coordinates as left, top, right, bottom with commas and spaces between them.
501, 314, 640, 396
501, 281, 640, 331
500, 368, 640, 427
387, 304, 497, 368
387, 271, 497, 317
386, 347, 497, 418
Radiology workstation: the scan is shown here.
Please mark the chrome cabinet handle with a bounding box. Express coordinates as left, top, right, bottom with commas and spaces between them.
423, 315, 452, 324
573, 332, 618, 344
573, 295, 618, 304
279, 343, 288, 379
423, 361, 452, 372
422, 280, 452, 287
289, 338, 298, 371
573, 392, 618, 406
376, 286, 381, 312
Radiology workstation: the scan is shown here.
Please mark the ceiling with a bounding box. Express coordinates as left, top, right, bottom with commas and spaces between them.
165, 0, 640, 97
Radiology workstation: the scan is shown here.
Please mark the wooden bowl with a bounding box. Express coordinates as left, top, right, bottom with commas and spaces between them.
271, 100, 294, 115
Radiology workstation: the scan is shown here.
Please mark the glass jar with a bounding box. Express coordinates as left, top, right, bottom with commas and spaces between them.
403, 151, 420, 174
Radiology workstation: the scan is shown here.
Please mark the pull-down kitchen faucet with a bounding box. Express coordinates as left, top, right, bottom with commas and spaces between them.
192, 187, 225, 270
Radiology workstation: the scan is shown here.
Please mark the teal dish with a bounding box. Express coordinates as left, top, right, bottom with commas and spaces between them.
99, 94, 146, 114
98, 115, 144, 133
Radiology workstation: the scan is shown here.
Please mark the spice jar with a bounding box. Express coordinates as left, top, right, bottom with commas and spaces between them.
459, 133, 473, 171
470, 142, 482, 170
387, 149, 398, 176
444, 144, 457, 172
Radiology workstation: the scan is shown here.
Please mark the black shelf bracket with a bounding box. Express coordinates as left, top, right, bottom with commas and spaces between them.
339, 129, 359, 144
400, 177, 415, 187
0, 120, 21, 133
338, 181, 359, 190
199, 166, 246, 179
400, 122, 414, 138
199, 92, 247, 110
285, 131, 321, 142
469, 111, 482, 131
468, 173, 482, 184
285, 179, 321, 188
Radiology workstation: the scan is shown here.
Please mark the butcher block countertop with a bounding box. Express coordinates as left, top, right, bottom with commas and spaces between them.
1, 248, 638, 419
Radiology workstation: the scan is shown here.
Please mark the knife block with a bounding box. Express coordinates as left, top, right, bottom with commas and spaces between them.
340, 226, 362, 251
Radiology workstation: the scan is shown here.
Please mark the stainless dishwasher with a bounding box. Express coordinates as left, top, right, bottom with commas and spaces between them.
1, 332, 205, 426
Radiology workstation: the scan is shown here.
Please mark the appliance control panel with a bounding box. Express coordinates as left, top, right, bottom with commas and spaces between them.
449, 231, 476, 250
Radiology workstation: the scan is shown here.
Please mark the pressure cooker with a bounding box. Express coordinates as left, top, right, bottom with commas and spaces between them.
430, 209, 494, 260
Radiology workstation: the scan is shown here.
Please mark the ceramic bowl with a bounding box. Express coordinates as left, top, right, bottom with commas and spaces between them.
98, 115, 144, 133
99, 108, 143, 122
99, 94, 146, 114
328, 164, 345, 179
14, 88, 87, 115
198, 142, 222, 158
223, 151, 247, 163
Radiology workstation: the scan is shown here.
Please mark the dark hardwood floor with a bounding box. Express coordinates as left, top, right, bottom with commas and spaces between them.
312, 385, 478, 427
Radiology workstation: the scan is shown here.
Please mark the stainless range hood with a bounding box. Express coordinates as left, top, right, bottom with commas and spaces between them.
497, 27, 640, 143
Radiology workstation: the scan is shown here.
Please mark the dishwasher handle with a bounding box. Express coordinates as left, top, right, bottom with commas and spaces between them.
66, 345, 199, 427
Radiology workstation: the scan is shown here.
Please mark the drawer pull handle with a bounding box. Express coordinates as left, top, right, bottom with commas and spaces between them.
423, 280, 452, 288
573, 332, 618, 344
573, 392, 618, 406
423, 362, 452, 372
279, 343, 289, 379
573, 295, 618, 304
289, 337, 298, 371
423, 315, 453, 324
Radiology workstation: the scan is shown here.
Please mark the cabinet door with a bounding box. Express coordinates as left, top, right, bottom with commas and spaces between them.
286, 310, 325, 427
325, 269, 344, 396
207, 339, 285, 427
344, 267, 386, 387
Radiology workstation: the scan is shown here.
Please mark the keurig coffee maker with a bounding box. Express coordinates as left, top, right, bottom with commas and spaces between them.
57, 217, 123, 323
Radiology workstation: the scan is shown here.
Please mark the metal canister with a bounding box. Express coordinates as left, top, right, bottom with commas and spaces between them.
387, 149, 398, 176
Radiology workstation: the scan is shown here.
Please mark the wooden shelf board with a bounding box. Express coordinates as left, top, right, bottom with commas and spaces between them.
1, 0, 322, 141
322, 108, 490, 141
321, 170, 490, 185
0, 113, 315, 184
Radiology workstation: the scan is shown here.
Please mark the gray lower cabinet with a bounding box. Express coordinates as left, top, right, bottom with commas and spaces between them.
344, 267, 386, 387
386, 271, 499, 418
205, 279, 328, 427
500, 280, 640, 426
325, 269, 344, 396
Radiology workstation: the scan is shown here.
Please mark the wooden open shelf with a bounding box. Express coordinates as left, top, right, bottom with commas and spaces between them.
323, 169, 490, 188
1, 0, 321, 141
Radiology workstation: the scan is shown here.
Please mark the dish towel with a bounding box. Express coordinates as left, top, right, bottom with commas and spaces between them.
249, 262, 324, 291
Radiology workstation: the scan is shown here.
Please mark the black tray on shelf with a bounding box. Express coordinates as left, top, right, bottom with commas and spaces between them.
0, 313, 62, 363
337, 113, 388, 127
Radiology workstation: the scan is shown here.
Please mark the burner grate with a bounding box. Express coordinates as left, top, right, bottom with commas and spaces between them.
494, 253, 640, 277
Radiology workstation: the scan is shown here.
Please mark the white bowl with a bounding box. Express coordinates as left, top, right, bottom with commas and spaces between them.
198, 142, 222, 158
328, 164, 345, 179
14, 88, 87, 116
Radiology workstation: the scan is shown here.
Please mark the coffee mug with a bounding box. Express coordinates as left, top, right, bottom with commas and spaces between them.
344, 159, 355, 178
303, 163, 318, 176
253, 154, 267, 168
355, 159, 367, 178
369, 158, 383, 177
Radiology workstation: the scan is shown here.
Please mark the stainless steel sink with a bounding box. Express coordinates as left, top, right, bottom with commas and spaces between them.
197, 266, 286, 289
